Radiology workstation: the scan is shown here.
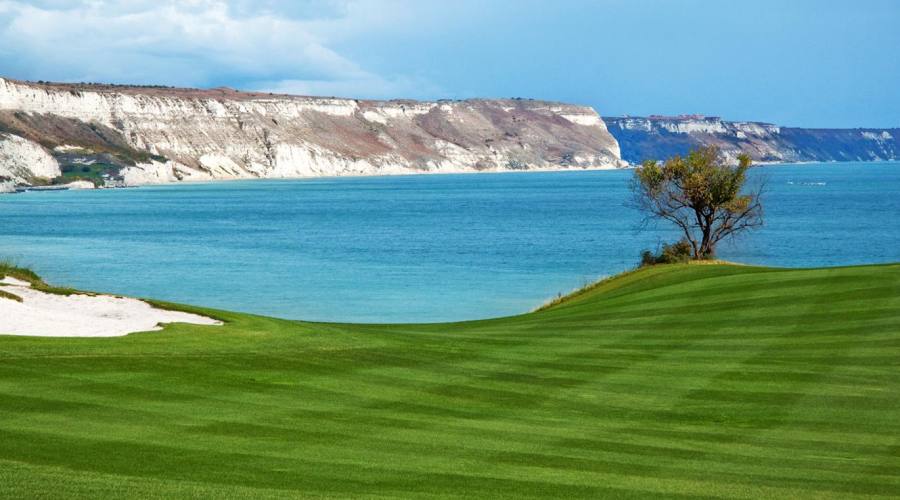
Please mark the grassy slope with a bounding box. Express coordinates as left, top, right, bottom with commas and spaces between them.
0, 263, 898, 498
0, 262, 82, 296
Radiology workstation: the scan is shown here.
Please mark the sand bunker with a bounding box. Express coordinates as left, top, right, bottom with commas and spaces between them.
0, 276, 221, 337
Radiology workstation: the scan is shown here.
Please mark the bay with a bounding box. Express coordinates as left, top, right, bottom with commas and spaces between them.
1, 162, 898, 322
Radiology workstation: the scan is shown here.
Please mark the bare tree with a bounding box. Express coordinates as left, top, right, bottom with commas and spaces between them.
630, 146, 764, 260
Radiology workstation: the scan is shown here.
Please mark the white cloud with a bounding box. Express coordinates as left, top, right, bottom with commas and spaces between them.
0, 0, 442, 98
258, 74, 442, 100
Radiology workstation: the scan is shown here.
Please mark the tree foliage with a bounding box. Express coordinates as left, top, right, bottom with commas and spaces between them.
631, 146, 764, 260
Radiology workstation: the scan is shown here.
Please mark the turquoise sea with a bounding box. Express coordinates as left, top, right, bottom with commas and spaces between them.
1, 162, 898, 322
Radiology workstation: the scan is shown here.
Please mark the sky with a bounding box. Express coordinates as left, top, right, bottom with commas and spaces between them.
0, 0, 897, 128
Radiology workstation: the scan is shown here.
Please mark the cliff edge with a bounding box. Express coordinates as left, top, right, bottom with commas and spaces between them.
0, 78, 624, 186
605, 115, 899, 164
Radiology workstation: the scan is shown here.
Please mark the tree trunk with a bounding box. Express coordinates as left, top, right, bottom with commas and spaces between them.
696, 226, 712, 259
697, 212, 716, 260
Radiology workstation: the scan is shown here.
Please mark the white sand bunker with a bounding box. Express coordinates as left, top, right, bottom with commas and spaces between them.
0, 276, 222, 337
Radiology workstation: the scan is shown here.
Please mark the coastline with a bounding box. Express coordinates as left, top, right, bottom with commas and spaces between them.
9, 158, 900, 193
126, 161, 627, 187
2, 260, 896, 330
3, 161, 898, 323
2, 162, 627, 193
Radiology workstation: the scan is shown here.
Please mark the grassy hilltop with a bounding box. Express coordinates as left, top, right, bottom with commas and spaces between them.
0, 263, 899, 498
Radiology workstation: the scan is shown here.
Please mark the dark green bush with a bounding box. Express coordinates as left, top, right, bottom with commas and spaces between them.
660, 239, 693, 263
639, 239, 694, 266
640, 250, 657, 267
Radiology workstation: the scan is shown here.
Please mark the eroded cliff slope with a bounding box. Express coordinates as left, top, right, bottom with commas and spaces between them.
605, 115, 899, 164
0, 78, 624, 186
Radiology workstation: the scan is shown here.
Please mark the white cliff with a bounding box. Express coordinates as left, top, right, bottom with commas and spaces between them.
0, 132, 60, 182
604, 115, 899, 164
0, 78, 625, 186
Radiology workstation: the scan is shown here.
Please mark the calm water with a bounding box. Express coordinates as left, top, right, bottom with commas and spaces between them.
1, 162, 898, 322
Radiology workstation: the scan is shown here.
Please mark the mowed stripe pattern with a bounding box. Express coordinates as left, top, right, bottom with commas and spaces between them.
0, 264, 898, 498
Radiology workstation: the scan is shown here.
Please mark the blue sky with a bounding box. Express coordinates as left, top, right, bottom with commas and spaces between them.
0, 0, 897, 127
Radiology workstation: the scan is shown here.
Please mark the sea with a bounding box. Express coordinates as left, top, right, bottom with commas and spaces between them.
1, 161, 898, 323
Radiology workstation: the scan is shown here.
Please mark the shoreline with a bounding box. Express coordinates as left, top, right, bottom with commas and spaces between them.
2, 162, 897, 323
3, 163, 627, 193
8, 158, 899, 193
124, 162, 627, 188
1, 260, 897, 333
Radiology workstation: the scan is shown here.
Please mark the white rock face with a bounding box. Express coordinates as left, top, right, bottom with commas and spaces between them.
120, 159, 215, 185
862, 130, 893, 142
605, 115, 900, 163
561, 113, 602, 126
733, 122, 781, 136
0, 78, 625, 185
62, 180, 95, 190
658, 119, 728, 135
0, 132, 60, 182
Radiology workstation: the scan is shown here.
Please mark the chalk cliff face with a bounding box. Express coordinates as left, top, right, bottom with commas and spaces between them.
0, 78, 624, 185
604, 115, 900, 164
0, 132, 60, 183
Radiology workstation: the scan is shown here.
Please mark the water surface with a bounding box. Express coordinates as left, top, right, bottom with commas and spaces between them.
1, 162, 898, 322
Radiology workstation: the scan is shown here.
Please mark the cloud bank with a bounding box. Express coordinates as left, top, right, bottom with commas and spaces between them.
1, 0, 896, 127
0, 0, 440, 98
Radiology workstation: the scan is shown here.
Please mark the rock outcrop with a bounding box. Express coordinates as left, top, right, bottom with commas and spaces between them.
0, 77, 624, 186
605, 115, 900, 164
0, 132, 61, 183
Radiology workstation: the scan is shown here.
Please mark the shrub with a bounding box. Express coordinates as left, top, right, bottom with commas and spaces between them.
640, 250, 657, 267
659, 239, 693, 263
639, 239, 694, 266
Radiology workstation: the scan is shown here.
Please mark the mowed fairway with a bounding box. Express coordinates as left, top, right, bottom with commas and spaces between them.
0, 263, 898, 498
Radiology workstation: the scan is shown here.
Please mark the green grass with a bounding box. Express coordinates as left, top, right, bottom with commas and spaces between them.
0, 261, 85, 296
56, 163, 115, 186
0, 263, 898, 498
0, 260, 43, 285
